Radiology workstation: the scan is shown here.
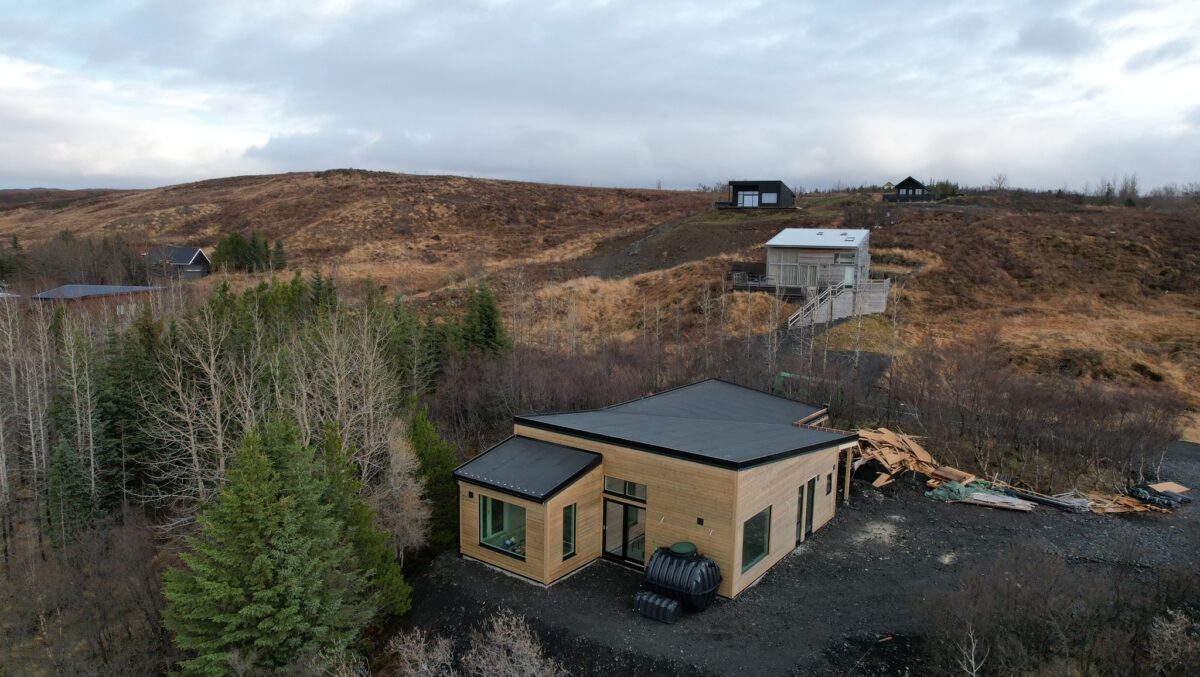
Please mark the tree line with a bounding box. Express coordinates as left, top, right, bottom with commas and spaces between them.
0, 272, 512, 673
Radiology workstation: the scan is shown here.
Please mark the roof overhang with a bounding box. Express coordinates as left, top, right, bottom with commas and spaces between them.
514, 416, 857, 471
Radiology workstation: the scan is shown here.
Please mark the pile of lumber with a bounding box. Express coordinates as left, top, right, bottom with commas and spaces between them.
856, 428, 975, 488
856, 428, 1189, 516
1084, 492, 1169, 514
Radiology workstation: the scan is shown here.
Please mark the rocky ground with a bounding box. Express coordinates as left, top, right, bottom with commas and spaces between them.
400, 441, 1200, 675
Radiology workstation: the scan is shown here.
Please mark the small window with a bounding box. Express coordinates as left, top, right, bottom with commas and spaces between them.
826, 474, 833, 495
479, 495, 527, 560
741, 506, 772, 573
604, 476, 646, 502
834, 252, 855, 264
562, 504, 576, 560
761, 192, 778, 205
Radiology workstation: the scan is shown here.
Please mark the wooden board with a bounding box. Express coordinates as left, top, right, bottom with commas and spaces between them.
1149, 481, 1189, 494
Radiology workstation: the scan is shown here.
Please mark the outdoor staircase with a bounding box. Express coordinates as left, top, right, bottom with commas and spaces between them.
787, 279, 891, 330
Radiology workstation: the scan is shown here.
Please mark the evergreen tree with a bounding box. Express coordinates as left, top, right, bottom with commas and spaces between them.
408, 407, 458, 551
271, 239, 287, 271
250, 232, 270, 272
46, 437, 91, 547
96, 310, 165, 513
163, 420, 370, 675
317, 427, 411, 620
460, 284, 510, 355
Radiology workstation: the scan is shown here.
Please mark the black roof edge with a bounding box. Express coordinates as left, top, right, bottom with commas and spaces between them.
514, 417, 858, 471
451, 436, 603, 503
514, 377, 818, 419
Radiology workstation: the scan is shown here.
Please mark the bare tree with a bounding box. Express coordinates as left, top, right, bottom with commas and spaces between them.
990, 173, 1009, 192
287, 306, 401, 484
59, 318, 101, 502
366, 423, 430, 568
460, 611, 566, 677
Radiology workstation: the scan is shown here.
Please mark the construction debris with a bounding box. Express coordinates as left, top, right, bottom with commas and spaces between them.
925, 481, 1037, 512
856, 428, 1189, 516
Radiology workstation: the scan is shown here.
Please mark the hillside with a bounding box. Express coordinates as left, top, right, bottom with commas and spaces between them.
2, 172, 1197, 435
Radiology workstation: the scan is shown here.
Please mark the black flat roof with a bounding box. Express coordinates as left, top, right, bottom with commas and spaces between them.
453, 436, 601, 502
516, 379, 854, 470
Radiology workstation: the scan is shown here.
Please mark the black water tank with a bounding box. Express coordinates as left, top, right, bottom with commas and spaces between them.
643, 544, 723, 611
632, 591, 682, 624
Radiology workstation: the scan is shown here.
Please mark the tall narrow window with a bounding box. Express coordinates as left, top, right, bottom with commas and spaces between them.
826, 473, 833, 495
479, 495, 527, 560
562, 503, 577, 560
741, 506, 772, 573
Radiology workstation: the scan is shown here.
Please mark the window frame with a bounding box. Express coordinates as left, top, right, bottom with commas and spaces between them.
741, 505, 772, 573
603, 475, 647, 503
562, 503, 577, 560
478, 494, 527, 561
761, 192, 778, 205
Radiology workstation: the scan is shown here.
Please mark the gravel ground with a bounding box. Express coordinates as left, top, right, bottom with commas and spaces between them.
400, 442, 1200, 676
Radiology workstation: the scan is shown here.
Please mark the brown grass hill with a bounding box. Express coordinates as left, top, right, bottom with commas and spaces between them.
0, 170, 713, 292
2, 175, 1197, 435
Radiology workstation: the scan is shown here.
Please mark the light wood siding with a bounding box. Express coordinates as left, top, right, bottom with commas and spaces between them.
515, 424, 740, 597
543, 466, 603, 582
730, 442, 858, 596
458, 482, 547, 583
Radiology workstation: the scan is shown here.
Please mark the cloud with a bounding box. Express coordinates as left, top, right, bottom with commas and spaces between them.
1125, 37, 1192, 71
1013, 16, 1099, 58
1, 1, 1199, 190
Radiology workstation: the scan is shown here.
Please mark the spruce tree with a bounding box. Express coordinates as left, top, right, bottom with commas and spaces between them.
317, 427, 411, 620
271, 239, 287, 271
96, 310, 164, 513
461, 284, 510, 355
163, 420, 370, 675
408, 407, 458, 551
46, 437, 91, 547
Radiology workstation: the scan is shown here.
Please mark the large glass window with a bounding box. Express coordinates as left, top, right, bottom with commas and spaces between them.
604, 476, 646, 502
737, 191, 760, 207
562, 503, 577, 560
761, 192, 778, 205
741, 506, 772, 573
479, 495, 527, 560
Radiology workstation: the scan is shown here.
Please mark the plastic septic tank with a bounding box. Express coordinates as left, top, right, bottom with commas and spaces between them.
642, 542, 722, 611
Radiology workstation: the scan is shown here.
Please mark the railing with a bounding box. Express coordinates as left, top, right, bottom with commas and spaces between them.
788, 282, 844, 329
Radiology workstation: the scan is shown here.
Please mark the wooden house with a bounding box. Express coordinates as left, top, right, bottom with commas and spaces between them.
731, 228, 890, 328
144, 245, 211, 280
453, 379, 859, 599
883, 176, 930, 202
716, 180, 796, 209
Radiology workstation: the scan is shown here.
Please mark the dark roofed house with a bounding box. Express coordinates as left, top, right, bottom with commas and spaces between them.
453, 379, 858, 599
144, 245, 211, 280
883, 176, 931, 202
716, 180, 796, 209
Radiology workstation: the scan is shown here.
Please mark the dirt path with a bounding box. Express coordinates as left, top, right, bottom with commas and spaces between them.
401, 441, 1200, 675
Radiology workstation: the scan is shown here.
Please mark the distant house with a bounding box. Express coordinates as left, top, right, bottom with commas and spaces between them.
730, 228, 891, 328
882, 181, 894, 191
144, 245, 211, 280
883, 176, 931, 202
716, 180, 796, 209
33, 284, 160, 316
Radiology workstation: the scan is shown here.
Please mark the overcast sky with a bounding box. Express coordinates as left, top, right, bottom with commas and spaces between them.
1, 0, 1198, 190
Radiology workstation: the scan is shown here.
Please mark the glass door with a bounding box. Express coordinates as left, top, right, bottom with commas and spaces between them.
603, 499, 647, 567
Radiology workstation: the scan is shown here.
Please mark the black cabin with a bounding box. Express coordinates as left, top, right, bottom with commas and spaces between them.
144, 245, 211, 280
884, 176, 931, 202
717, 180, 795, 209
